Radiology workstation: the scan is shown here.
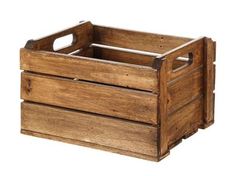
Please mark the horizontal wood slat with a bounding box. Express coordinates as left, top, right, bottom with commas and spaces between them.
93, 46, 155, 67
21, 102, 158, 157
21, 72, 158, 124
163, 38, 204, 81
21, 129, 158, 161
167, 67, 203, 114
94, 25, 192, 54
76, 46, 156, 67
168, 97, 203, 146
25, 21, 93, 54
20, 48, 157, 92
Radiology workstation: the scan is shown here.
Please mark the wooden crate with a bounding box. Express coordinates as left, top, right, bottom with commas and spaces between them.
20, 21, 216, 161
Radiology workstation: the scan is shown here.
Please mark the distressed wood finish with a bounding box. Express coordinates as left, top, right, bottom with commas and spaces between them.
77, 46, 187, 69
20, 22, 215, 161
21, 129, 158, 161
20, 48, 157, 92
21, 72, 158, 124
201, 38, 216, 128
94, 25, 192, 54
160, 37, 204, 81
157, 59, 170, 160
168, 97, 203, 146
21, 102, 158, 158
92, 46, 156, 66
25, 21, 93, 54
167, 67, 203, 114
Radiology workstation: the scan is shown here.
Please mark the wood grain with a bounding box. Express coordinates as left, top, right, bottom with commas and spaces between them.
21, 130, 158, 161
21, 72, 158, 124
25, 21, 93, 54
94, 25, 192, 54
92, 46, 155, 66
21, 102, 158, 157
20, 48, 157, 92
20, 22, 216, 161
76, 47, 93, 57
168, 97, 203, 146
157, 59, 170, 160
78, 46, 191, 69
160, 37, 204, 81
202, 38, 216, 128
167, 67, 203, 114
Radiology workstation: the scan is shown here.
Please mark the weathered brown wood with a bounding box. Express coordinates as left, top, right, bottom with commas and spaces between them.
93, 25, 192, 54
76, 45, 190, 69
21, 129, 158, 161
160, 37, 204, 81
74, 46, 155, 67
21, 102, 158, 157
168, 97, 203, 146
21, 72, 158, 124
213, 41, 216, 62
76, 47, 93, 57
201, 38, 216, 128
157, 59, 170, 160
20, 48, 157, 92
25, 21, 93, 54
20, 22, 215, 161
92, 46, 155, 66
172, 60, 189, 70
167, 67, 203, 114
75, 46, 156, 66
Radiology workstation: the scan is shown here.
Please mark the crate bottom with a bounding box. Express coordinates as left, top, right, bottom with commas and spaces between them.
21, 129, 158, 162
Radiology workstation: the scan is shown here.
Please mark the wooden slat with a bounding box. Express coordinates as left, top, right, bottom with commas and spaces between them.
172, 60, 188, 70
161, 37, 204, 81
93, 25, 192, 54
76, 47, 93, 57
21, 102, 158, 157
157, 60, 170, 160
76, 46, 155, 66
202, 38, 215, 128
25, 21, 93, 54
167, 67, 203, 114
93, 46, 155, 66
213, 64, 216, 90
20, 48, 157, 92
21, 129, 158, 161
213, 41, 216, 62
21, 72, 158, 124
168, 97, 203, 146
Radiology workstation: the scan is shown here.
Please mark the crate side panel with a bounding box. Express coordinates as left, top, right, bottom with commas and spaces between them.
20, 49, 157, 92
165, 39, 204, 81
21, 102, 158, 157
93, 25, 192, 54
25, 21, 93, 54
168, 97, 203, 146
21, 72, 158, 125
167, 67, 203, 114
202, 38, 216, 128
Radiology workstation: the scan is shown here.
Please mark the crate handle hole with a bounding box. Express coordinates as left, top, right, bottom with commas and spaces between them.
53, 34, 75, 51
172, 53, 193, 72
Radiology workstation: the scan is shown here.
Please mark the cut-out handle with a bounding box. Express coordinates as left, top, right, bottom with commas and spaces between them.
53, 34, 76, 51
172, 52, 193, 72
24, 21, 93, 54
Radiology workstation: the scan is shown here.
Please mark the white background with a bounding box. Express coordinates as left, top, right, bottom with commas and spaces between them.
0, 0, 235, 175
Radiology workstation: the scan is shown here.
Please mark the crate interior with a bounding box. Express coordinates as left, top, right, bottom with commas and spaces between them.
69, 44, 190, 70
49, 23, 194, 69
73, 45, 156, 67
